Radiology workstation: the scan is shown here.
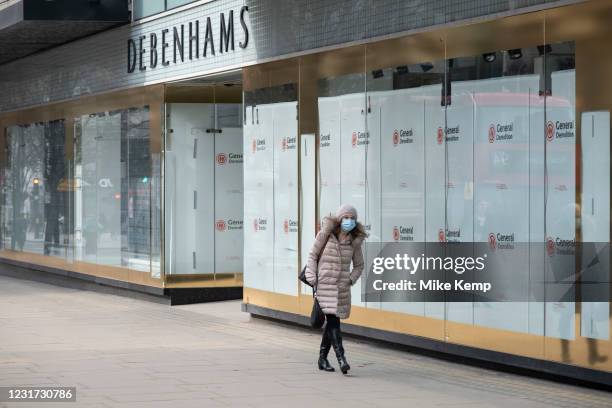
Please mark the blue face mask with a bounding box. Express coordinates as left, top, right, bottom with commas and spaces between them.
341, 218, 356, 232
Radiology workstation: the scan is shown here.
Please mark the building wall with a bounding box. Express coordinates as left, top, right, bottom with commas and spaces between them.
241, 0, 612, 378
0, 0, 574, 112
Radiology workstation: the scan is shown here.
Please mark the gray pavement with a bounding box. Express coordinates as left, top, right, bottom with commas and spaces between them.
0, 274, 610, 408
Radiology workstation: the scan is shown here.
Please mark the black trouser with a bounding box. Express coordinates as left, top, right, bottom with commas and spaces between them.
321, 314, 342, 357
325, 314, 340, 332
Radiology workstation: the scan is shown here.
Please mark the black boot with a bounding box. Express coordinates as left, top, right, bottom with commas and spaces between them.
330, 328, 350, 374
318, 331, 335, 372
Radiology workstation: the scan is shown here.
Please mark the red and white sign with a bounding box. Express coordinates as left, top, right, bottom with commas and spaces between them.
216, 152, 227, 165
488, 124, 496, 143
215, 219, 226, 231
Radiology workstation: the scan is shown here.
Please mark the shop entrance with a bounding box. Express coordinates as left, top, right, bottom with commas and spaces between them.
164, 71, 244, 287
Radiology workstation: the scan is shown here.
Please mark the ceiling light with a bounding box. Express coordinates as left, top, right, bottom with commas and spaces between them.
420, 62, 434, 72
508, 49, 522, 59
483, 53, 496, 63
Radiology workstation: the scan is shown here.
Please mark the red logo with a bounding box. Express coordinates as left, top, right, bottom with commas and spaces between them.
283, 219, 289, 234
546, 236, 555, 256
488, 125, 496, 143
393, 226, 400, 241
393, 130, 399, 146
438, 229, 445, 242
352, 131, 358, 147
488, 233, 497, 250
546, 121, 555, 142
253, 219, 259, 231
281, 137, 287, 151
216, 153, 227, 165
437, 127, 444, 145
215, 219, 226, 231
252, 139, 256, 153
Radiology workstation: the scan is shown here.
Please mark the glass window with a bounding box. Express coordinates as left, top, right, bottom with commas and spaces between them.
133, 0, 198, 20
2, 120, 73, 260
240, 2, 612, 373
133, 0, 164, 20
242, 61, 299, 295
166, 0, 197, 10
73, 106, 154, 271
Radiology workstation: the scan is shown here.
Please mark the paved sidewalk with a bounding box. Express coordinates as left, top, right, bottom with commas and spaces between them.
0, 275, 610, 408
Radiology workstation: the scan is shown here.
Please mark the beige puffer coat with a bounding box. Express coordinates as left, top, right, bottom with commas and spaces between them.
305, 216, 367, 319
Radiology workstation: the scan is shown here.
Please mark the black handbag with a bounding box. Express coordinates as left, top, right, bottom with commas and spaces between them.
310, 297, 325, 328
310, 264, 325, 328
300, 232, 330, 329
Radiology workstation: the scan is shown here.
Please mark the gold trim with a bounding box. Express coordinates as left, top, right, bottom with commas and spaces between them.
0, 250, 163, 288
165, 274, 243, 289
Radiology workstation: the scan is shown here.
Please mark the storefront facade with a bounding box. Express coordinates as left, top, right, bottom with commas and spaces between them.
1, 0, 611, 385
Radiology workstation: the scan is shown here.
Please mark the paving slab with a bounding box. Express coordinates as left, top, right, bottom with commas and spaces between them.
0, 275, 610, 408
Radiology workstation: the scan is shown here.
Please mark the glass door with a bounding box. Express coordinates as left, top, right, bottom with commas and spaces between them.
164, 81, 244, 285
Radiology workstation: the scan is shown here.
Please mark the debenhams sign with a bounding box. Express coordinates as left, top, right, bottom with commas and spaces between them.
127, 6, 249, 73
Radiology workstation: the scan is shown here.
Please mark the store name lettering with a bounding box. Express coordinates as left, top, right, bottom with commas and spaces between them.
127, 6, 249, 73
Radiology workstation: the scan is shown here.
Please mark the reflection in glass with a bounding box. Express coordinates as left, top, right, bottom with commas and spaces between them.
73, 106, 155, 272
3, 121, 71, 258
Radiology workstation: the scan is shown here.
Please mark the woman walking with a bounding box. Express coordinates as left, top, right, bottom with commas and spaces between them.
305, 204, 367, 374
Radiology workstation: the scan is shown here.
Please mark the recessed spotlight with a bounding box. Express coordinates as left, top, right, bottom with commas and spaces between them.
396, 65, 409, 75
508, 49, 522, 60
372, 69, 384, 79
420, 62, 434, 72
537, 44, 553, 56
483, 53, 496, 63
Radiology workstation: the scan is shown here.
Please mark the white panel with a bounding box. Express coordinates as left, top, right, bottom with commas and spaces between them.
214, 126, 244, 274
423, 84, 445, 320
581, 111, 611, 242
273, 102, 299, 296
423, 84, 445, 244
243, 106, 258, 289
95, 112, 122, 267
243, 104, 274, 291
79, 117, 100, 265
339, 93, 367, 307
580, 110, 610, 340
444, 80, 476, 325
472, 75, 539, 333
197, 134, 216, 274
528, 76, 546, 336
301, 133, 317, 295
544, 70, 576, 340
318, 96, 342, 219
166, 103, 215, 274
378, 88, 426, 316
445, 81, 475, 243
365, 93, 382, 244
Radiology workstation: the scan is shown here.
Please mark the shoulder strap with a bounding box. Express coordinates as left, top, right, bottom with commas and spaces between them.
314, 232, 332, 294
